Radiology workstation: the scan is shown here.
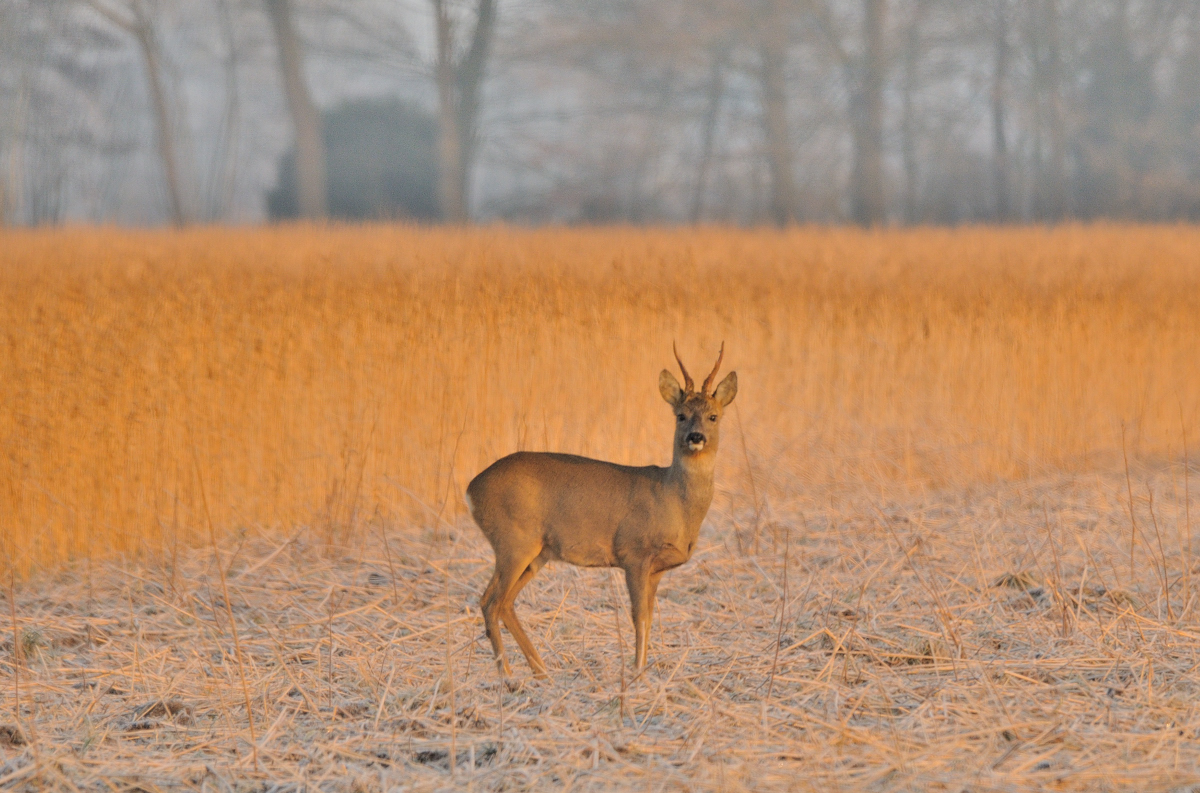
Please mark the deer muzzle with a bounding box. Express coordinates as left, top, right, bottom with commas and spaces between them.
686, 432, 707, 451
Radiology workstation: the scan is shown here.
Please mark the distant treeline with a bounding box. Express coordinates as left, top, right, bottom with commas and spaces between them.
3, 1, 1200, 225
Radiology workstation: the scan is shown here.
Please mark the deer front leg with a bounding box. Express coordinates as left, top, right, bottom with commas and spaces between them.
646, 569, 665, 648
624, 565, 652, 671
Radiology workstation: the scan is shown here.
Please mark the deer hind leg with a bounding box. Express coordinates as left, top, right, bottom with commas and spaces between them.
480, 565, 513, 677
644, 570, 666, 661
482, 545, 542, 677
498, 551, 549, 677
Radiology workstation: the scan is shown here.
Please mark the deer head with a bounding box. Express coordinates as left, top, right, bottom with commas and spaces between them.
658, 342, 737, 459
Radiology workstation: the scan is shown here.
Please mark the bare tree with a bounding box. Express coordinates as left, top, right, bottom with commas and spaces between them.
6, 0, 1200, 226
1027, 0, 1067, 219
0, 0, 23, 224
433, 0, 497, 221
809, 0, 889, 225
759, 1, 798, 225
990, 0, 1010, 220
854, 0, 887, 225
898, 0, 929, 223
83, 0, 187, 224
201, 0, 242, 222
690, 44, 727, 223
265, 0, 326, 219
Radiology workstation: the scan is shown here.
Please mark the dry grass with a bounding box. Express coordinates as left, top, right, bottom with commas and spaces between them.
3, 224, 1200, 570
4, 224, 1200, 789
4, 465, 1200, 791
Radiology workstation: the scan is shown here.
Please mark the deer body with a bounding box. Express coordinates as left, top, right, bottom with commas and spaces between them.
466, 346, 736, 677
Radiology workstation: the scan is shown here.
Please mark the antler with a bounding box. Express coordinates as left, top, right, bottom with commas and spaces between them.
673, 341, 694, 392
701, 341, 725, 395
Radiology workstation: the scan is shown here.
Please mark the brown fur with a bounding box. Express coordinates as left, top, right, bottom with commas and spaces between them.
466, 347, 737, 676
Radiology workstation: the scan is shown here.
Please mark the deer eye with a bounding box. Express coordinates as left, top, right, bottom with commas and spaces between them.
677, 414, 686, 422
709, 414, 717, 422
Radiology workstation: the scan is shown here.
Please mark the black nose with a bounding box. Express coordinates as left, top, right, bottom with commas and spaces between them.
687, 432, 706, 445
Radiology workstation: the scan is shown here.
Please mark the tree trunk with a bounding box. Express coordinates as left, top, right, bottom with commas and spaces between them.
691, 49, 726, 223
1043, 0, 1067, 219
433, 0, 496, 223
131, 12, 185, 225
204, 0, 241, 221
760, 7, 797, 226
434, 0, 464, 222
851, 0, 887, 225
991, 0, 1010, 221
899, 4, 922, 223
1029, 0, 1066, 219
266, 0, 326, 220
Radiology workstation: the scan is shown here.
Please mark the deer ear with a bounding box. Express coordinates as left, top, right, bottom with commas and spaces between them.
659, 369, 684, 406
714, 371, 737, 406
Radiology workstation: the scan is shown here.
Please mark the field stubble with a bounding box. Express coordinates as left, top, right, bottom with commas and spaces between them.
3, 467, 1200, 791
3, 224, 1200, 789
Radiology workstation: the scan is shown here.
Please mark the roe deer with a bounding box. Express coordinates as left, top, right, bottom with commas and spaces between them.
465, 344, 737, 677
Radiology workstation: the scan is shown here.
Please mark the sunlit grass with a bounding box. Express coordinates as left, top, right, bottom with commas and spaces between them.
2, 224, 1199, 571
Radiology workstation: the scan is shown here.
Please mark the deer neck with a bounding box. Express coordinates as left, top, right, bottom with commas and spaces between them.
667, 450, 716, 524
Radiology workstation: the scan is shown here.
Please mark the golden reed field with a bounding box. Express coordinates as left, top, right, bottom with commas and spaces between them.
4, 224, 1200, 569
3, 224, 1200, 791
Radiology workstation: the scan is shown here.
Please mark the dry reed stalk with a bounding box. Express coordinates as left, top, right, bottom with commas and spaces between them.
326, 589, 334, 711
8, 570, 25, 746
1146, 485, 1175, 622
733, 401, 760, 556
192, 447, 258, 770
379, 521, 401, 608
764, 526, 790, 705
446, 558, 457, 777
1041, 505, 1071, 637
1181, 405, 1193, 611
1123, 427, 1141, 589
610, 571, 627, 723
